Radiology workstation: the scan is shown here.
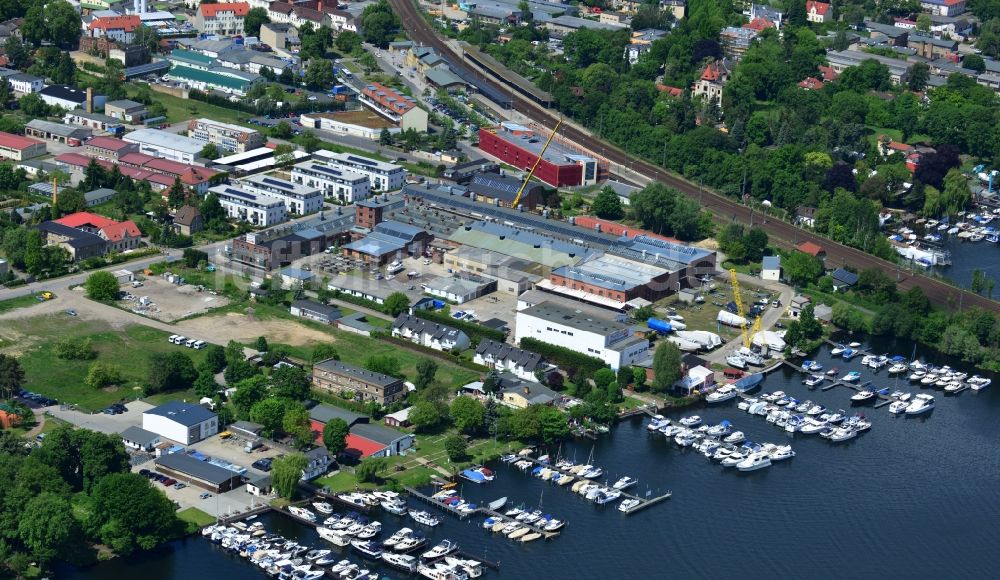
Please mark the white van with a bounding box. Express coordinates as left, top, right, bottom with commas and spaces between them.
168, 334, 179, 344
193, 340, 207, 350
173, 335, 187, 345
184, 338, 197, 348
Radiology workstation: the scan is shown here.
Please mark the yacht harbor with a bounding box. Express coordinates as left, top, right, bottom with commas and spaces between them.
59, 336, 998, 579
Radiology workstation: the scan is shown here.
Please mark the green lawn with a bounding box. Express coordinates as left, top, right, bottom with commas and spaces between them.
867, 126, 933, 147
314, 470, 378, 493
0, 294, 47, 315
177, 507, 216, 528
129, 86, 249, 125
5, 316, 210, 411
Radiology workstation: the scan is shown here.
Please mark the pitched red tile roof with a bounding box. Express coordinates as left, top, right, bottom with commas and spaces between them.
118, 152, 158, 166
700, 61, 728, 82
798, 77, 823, 90
362, 82, 416, 115
90, 15, 141, 32
54, 212, 141, 241
99, 220, 142, 242
656, 84, 683, 97
818, 65, 839, 82
806, 1, 830, 15
743, 17, 775, 31
198, 2, 250, 18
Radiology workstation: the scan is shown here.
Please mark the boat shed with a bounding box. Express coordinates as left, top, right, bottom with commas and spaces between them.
154, 452, 243, 492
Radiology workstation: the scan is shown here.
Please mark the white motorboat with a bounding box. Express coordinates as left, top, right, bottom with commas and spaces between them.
659, 425, 682, 437
287, 506, 317, 522
316, 527, 351, 547
766, 445, 795, 461
646, 415, 670, 431
445, 557, 484, 578
851, 389, 876, 403
678, 415, 702, 427
381, 500, 408, 515
721, 452, 745, 467
395, 533, 429, 553
888, 400, 909, 414
674, 431, 699, 447
827, 427, 857, 442
383, 527, 413, 548
706, 421, 733, 436
806, 403, 826, 416
421, 540, 459, 561
305, 548, 332, 562
350, 539, 383, 559
382, 553, 418, 573
417, 562, 469, 580
726, 354, 747, 369
803, 374, 825, 387
613, 476, 638, 490
736, 452, 771, 472
830, 344, 846, 356
969, 376, 991, 391
705, 385, 737, 403
409, 510, 441, 527
594, 489, 621, 504
312, 502, 334, 515
618, 498, 641, 512
841, 371, 862, 383
803, 360, 823, 372
723, 430, 745, 444
799, 418, 828, 434
356, 522, 382, 539
887, 363, 909, 375
905, 393, 935, 415
908, 371, 926, 381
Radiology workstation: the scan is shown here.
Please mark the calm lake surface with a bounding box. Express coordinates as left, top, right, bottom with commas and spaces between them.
60, 339, 1000, 579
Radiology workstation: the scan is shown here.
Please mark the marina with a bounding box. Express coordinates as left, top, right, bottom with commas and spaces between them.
57, 336, 999, 578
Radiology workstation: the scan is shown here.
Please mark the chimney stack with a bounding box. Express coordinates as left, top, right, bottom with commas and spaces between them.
86, 87, 93, 114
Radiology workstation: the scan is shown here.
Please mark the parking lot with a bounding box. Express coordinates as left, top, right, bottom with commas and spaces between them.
47, 400, 153, 434
120, 275, 230, 322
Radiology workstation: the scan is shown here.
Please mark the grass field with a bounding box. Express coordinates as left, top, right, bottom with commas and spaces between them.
177, 507, 216, 528
0, 294, 47, 316
5, 316, 209, 411
130, 87, 249, 125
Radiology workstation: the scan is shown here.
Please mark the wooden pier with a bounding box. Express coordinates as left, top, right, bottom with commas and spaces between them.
621, 491, 673, 515
406, 486, 562, 539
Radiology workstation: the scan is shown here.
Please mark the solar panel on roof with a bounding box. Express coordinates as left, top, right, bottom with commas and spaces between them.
260, 176, 294, 190
346, 155, 376, 166
310, 164, 343, 177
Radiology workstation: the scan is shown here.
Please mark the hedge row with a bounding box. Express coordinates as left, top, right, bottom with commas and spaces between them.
413, 308, 505, 345
518, 337, 606, 380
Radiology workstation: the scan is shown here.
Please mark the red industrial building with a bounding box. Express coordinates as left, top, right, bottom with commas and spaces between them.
477, 122, 598, 188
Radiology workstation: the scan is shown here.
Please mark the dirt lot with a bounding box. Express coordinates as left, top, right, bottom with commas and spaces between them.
177, 311, 333, 347
124, 276, 230, 322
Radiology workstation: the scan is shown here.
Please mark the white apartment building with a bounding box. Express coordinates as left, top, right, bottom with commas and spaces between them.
124, 128, 204, 164
209, 184, 287, 226
239, 173, 323, 215
291, 159, 371, 204
514, 302, 650, 370
313, 149, 406, 192
8, 73, 43, 94
194, 1, 249, 36
187, 118, 264, 153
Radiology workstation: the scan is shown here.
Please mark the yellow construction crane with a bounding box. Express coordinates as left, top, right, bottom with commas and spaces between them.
729, 269, 761, 349
512, 117, 562, 209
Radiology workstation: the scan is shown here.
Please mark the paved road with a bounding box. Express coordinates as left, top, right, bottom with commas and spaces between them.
389, 0, 998, 313
0, 251, 181, 301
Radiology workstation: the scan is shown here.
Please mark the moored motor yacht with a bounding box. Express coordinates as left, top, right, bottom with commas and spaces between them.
613, 476, 638, 490
850, 389, 876, 403
766, 445, 795, 461
909, 371, 926, 381
382, 553, 418, 573
888, 362, 909, 375
888, 400, 909, 414
905, 393, 935, 415
726, 354, 747, 369
969, 376, 991, 391
827, 426, 857, 442
646, 415, 670, 431
803, 374, 825, 387
736, 452, 771, 472
841, 371, 862, 383
678, 415, 702, 427
421, 540, 459, 561
618, 498, 641, 512
706, 385, 738, 403
312, 502, 334, 515
724, 430, 745, 444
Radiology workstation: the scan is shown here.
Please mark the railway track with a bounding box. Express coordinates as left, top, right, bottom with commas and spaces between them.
389, 0, 998, 312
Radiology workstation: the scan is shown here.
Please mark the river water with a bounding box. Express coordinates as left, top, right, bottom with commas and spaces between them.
60, 339, 999, 579
931, 235, 1000, 294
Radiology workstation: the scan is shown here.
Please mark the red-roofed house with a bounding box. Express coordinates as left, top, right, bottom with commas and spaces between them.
692, 60, 730, 105
743, 17, 775, 32
797, 241, 826, 258
85, 136, 138, 162
798, 77, 823, 90
195, 1, 249, 36
818, 65, 839, 82
806, 1, 831, 23
877, 136, 915, 157
86, 15, 141, 43
54, 212, 143, 252
0, 131, 46, 161
359, 82, 428, 131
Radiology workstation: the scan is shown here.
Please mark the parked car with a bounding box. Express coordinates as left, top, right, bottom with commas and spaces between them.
199, 492, 212, 499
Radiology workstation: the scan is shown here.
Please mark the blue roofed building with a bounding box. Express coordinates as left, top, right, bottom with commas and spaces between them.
830, 267, 859, 291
